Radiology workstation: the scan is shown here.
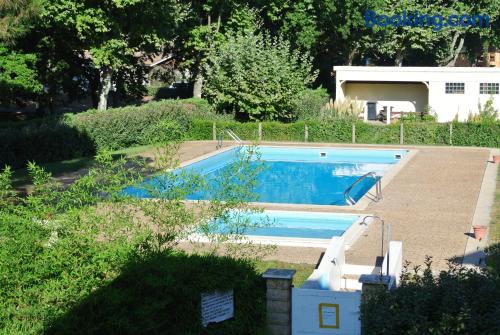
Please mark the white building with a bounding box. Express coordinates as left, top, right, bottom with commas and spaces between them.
334, 66, 500, 123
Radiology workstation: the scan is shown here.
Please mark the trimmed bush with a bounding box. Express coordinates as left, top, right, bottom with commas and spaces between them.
452, 122, 500, 147
1, 99, 499, 170
308, 119, 353, 143
0, 100, 210, 169
0, 118, 95, 169
72, 100, 194, 150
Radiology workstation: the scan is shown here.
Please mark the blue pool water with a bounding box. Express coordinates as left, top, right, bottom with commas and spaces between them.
124, 146, 407, 206
213, 211, 360, 239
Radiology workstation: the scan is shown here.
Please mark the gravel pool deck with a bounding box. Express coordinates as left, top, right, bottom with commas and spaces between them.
175, 141, 494, 270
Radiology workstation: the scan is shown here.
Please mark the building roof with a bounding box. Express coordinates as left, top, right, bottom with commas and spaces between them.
333, 66, 500, 73
333, 66, 500, 83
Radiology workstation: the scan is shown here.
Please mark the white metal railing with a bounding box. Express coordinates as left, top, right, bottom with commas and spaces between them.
216, 128, 242, 149
344, 172, 382, 205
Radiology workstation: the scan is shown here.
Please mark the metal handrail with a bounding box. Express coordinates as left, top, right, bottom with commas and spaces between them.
344, 171, 382, 206
216, 128, 242, 149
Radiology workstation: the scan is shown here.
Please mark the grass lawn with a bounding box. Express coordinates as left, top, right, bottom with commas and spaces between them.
11, 143, 162, 188
255, 260, 315, 287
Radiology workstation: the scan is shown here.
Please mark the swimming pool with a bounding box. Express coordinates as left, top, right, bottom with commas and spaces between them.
124, 146, 407, 206
212, 210, 360, 239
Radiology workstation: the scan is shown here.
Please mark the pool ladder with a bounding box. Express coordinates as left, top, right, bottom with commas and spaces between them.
344, 171, 382, 206
216, 128, 243, 149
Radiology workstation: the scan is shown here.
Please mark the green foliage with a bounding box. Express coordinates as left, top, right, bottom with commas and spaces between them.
0, 44, 43, 104
71, 100, 198, 150
46, 251, 265, 335
403, 122, 450, 145
451, 122, 500, 147
204, 29, 317, 122
470, 96, 499, 123
0, 144, 268, 334
0, 0, 41, 42
187, 118, 500, 148
0, 117, 96, 169
361, 257, 500, 334
307, 119, 353, 143
293, 88, 330, 121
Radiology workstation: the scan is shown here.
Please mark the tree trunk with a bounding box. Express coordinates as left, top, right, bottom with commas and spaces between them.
446, 37, 464, 67
441, 31, 465, 67
395, 51, 404, 67
97, 67, 113, 111
347, 46, 358, 65
193, 71, 203, 98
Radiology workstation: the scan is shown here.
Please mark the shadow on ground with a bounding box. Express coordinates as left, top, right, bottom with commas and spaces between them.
45, 251, 266, 335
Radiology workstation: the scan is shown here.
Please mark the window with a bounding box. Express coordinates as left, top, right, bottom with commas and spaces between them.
480, 83, 499, 95
445, 82, 465, 94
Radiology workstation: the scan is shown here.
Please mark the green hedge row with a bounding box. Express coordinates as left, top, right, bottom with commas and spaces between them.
0, 100, 211, 169
1, 100, 499, 169
187, 119, 500, 147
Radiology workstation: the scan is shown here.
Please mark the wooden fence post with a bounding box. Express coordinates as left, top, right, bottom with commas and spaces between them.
258, 122, 263, 141
399, 123, 404, 145
449, 122, 453, 146
304, 124, 309, 142
212, 122, 217, 141
352, 123, 356, 144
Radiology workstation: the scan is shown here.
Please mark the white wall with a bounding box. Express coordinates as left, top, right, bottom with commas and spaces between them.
428, 81, 499, 122
345, 82, 428, 115
335, 66, 500, 122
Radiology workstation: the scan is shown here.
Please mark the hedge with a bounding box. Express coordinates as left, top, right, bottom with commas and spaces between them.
0, 100, 211, 169
1, 100, 499, 170
187, 119, 500, 148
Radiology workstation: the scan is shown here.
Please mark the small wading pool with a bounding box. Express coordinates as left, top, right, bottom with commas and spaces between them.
211, 210, 360, 240
124, 146, 408, 206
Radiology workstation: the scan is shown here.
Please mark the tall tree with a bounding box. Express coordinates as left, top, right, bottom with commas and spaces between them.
39, 0, 185, 110
0, 0, 40, 42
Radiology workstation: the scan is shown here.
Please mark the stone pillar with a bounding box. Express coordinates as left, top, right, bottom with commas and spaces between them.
212, 122, 217, 141
352, 123, 356, 144
304, 125, 308, 142
262, 269, 296, 335
258, 122, 263, 141
359, 274, 390, 304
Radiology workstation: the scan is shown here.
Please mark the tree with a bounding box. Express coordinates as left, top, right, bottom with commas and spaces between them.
39, 0, 185, 110
204, 28, 317, 121
0, 44, 42, 105
0, 0, 40, 42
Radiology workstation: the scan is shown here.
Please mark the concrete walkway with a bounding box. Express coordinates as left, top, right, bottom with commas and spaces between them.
176, 141, 495, 271
346, 147, 490, 270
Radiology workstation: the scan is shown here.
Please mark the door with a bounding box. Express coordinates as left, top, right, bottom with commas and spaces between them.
367, 102, 377, 120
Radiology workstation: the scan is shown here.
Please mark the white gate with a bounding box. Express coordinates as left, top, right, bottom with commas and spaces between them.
292, 288, 361, 335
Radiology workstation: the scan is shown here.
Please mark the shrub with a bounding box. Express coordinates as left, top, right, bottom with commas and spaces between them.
0, 100, 213, 169
361, 257, 500, 334
72, 100, 193, 150
204, 30, 317, 122
0, 118, 95, 169
47, 252, 266, 335
452, 122, 500, 147
294, 88, 330, 121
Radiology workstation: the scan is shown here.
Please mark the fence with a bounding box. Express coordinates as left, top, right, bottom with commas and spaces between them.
188, 120, 500, 148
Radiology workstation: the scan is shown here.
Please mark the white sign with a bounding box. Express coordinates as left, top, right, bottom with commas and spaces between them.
201, 290, 234, 327
319, 303, 339, 329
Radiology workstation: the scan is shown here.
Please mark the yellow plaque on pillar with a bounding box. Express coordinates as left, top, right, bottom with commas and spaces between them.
318, 303, 339, 329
